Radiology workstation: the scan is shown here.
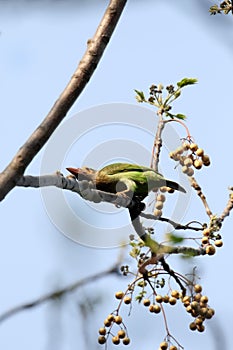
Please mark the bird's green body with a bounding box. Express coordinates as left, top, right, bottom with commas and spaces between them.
67, 163, 186, 200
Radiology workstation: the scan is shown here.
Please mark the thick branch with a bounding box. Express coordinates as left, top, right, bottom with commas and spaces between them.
0, 0, 127, 201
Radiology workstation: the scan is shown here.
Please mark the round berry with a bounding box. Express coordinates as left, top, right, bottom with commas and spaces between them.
190, 143, 198, 152
196, 148, 204, 157
194, 284, 202, 293
169, 297, 177, 305
194, 159, 203, 170
184, 158, 193, 167
123, 337, 130, 345
112, 336, 120, 345
99, 327, 106, 335
156, 295, 163, 303
114, 315, 123, 324
98, 336, 106, 344
143, 298, 151, 307
115, 291, 124, 299
197, 324, 205, 332
203, 228, 210, 237
154, 209, 162, 217
155, 201, 164, 210
187, 167, 194, 176
157, 194, 166, 202
202, 154, 210, 166
163, 295, 170, 303
200, 295, 208, 304
215, 239, 223, 247
169, 346, 178, 350
189, 322, 197, 331
124, 296, 132, 304
202, 237, 209, 245
118, 329, 126, 339
160, 341, 168, 350
104, 319, 112, 327
167, 187, 175, 194
206, 244, 216, 255
171, 290, 180, 299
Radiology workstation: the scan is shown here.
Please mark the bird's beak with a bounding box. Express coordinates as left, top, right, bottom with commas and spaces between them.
66, 167, 79, 177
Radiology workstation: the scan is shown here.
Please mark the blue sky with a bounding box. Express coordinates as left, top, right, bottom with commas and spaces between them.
0, 1, 233, 349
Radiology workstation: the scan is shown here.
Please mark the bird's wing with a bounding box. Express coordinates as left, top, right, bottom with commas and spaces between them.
99, 163, 163, 176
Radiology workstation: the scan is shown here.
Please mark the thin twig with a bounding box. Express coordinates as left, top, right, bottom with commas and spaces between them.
140, 212, 204, 231
219, 189, 233, 221
0, 264, 120, 324
189, 176, 213, 218
0, 0, 127, 201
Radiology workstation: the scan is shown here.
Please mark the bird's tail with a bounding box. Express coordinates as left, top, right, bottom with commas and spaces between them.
165, 180, 186, 193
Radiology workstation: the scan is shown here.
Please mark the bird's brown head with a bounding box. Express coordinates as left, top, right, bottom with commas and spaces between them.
66, 167, 96, 182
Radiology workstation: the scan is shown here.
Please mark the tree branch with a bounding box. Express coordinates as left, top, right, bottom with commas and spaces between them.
0, 264, 120, 324
0, 0, 127, 201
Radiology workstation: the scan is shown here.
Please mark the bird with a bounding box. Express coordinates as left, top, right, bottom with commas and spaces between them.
66, 162, 186, 201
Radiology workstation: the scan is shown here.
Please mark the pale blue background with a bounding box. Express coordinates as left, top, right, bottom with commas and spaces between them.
0, 1, 233, 349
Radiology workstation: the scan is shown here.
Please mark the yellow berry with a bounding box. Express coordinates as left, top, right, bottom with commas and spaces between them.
157, 194, 166, 202
155, 201, 164, 210
202, 154, 210, 166
203, 228, 210, 237
124, 296, 132, 304
197, 324, 205, 332
154, 209, 162, 217
169, 297, 177, 305
195, 316, 204, 326
187, 167, 194, 176
205, 308, 215, 319
169, 346, 178, 350
107, 314, 115, 322
194, 284, 202, 293
160, 341, 168, 350
143, 298, 151, 307
176, 146, 184, 154
182, 296, 191, 305
194, 293, 202, 302
112, 336, 120, 345
118, 329, 126, 339
115, 291, 124, 299
202, 237, 209, 245
200, 295, 208, 304
114, 315, 122, 324
182, 165, 189, 174
104, 319, 112, 327
98, 335, 106, 344
99, 327, 106, 335
193, 159, 203, 170
215, 239, 223, 247
184, 158, 193, 167
190, 143, 198, 152
189, 322, 197, 331
163, 295, 170, 303
182, 142, 190, 151
196, 148, 204, 157
123, 337, 130, 345
160, 186, 167, 192
156, 295, 163, 303
167, 187, 175, 193
171, 290, 180, 299
206, 244, 216, 255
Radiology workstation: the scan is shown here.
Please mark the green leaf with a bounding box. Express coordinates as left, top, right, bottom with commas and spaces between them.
134, 89, 146, 102
177, 78, 198, 88
175, 113, 187, 120
167, 233, 185, 244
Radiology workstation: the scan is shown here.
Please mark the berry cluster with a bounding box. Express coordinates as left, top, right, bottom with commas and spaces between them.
201, 218, 223, 255
169, 142, 211, 177
182, 284, 215, 333
98, 311, 130, 346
